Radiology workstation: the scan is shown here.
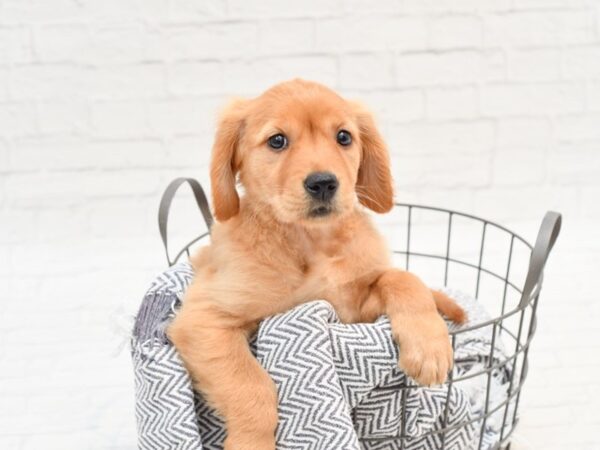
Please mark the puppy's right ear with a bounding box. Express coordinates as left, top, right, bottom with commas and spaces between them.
210, 98, 248, 221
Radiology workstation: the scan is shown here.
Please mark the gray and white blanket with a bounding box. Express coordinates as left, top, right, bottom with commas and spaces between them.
132, 262, 516, 450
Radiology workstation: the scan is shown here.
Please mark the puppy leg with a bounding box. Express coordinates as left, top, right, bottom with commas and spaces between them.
373, 269, 453, 385
169, 308, 278, 450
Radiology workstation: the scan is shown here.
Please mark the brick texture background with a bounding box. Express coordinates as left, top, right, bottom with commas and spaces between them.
1, 1, 599, 449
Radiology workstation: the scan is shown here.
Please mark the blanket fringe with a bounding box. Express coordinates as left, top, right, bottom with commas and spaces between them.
132, 290, 178, 345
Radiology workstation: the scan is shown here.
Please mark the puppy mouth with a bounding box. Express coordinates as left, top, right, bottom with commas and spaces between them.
308, 205, 334, 218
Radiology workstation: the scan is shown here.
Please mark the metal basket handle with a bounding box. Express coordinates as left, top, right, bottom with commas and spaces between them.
519, 211, 562, 308
158, 177, 214, 266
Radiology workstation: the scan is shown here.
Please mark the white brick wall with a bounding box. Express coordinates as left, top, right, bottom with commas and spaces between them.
1, 1, 599, 449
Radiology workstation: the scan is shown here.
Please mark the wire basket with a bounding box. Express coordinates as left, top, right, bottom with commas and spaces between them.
158, 178, 561, 450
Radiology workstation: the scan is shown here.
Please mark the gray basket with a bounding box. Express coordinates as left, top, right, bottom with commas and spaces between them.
152, 177, 562, 450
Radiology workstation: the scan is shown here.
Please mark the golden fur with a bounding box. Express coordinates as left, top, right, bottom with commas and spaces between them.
169, 79, 466, 450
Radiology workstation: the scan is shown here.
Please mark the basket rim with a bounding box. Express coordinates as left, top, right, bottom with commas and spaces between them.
393, 202, 533, 251
167, 201, 540, 337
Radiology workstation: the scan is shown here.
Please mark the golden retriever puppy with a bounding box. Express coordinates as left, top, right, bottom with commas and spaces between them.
169, 79, 466, 450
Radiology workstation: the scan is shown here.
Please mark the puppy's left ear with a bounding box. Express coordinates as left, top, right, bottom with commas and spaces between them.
210, 98, 248, 221
352, 102, 394, 213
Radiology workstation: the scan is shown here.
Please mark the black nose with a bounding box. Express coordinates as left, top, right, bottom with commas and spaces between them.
304, 172, 339, 202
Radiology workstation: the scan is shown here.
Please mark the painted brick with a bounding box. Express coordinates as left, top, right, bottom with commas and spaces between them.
557, 114, 600, 141
508, 48, 561, 82
5, 0, 87, 23
4, 172, 84, 208
10, 137, 91, 171
0, 210, 36, 244
91, 100, 150, 138
587, 80, 600, 111
481, 82, 585, 116
88, 139, 166, 169
160, 23, 258, 60
33, 24, 90, 63
492, 146, 546, 186
258, 19, 315, 55
387, 120, 495, 156
340, 0, 400, 13
223, 56, 337, 94
168, 136, 213, 168
91, 64, 167, 100
0, 26, 33, 63
80, 0, 140, 22
429, 15, 483, 49
10, 64, 90, 100
139, 0, 170, 20
396, 51, 504, 86
168, 0, 227, 21
561, 45, 600, 79
496, 118, 553, 148
168, 61, 223, 96
344, 89, 425, 124
11, 138, 164, 172
410, 187, 476, 213
88, 199, 154, 238
401, 0, 513, 14
82, 169, 165, 198
484, 10, 595, 47
0, 102, 38, 136
425, 86, 479, 119
0, 68, 9, 101
472, 186, 579, 221
340, 54, 394, 90
89, 24, 148, 64
0, 437, 22, 450
0, 140, 9, 171
513, 0, 566, 7
316, 17, 428, 52
36, 208, 89, 242
227, 0, 342, 17
392, 152, 492, 188
37, 100, 90, 134
549, 141, 600, 185
581, 187, 600, 218
146, 97, 222, 136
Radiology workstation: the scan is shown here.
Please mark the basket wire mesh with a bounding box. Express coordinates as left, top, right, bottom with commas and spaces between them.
158, 178, 561, 450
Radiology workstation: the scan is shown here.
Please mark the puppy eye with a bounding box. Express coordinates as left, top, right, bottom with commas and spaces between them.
336, 130, 352, 146
267, 133, 288, 151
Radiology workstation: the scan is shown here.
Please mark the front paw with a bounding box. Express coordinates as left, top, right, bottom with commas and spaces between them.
395, 314, 453, 386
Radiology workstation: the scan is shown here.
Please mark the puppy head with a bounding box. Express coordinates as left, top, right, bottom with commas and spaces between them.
210, 79, 393, 223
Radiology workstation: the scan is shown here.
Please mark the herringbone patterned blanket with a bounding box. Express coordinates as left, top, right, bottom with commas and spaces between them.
132, 262, 514, 449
